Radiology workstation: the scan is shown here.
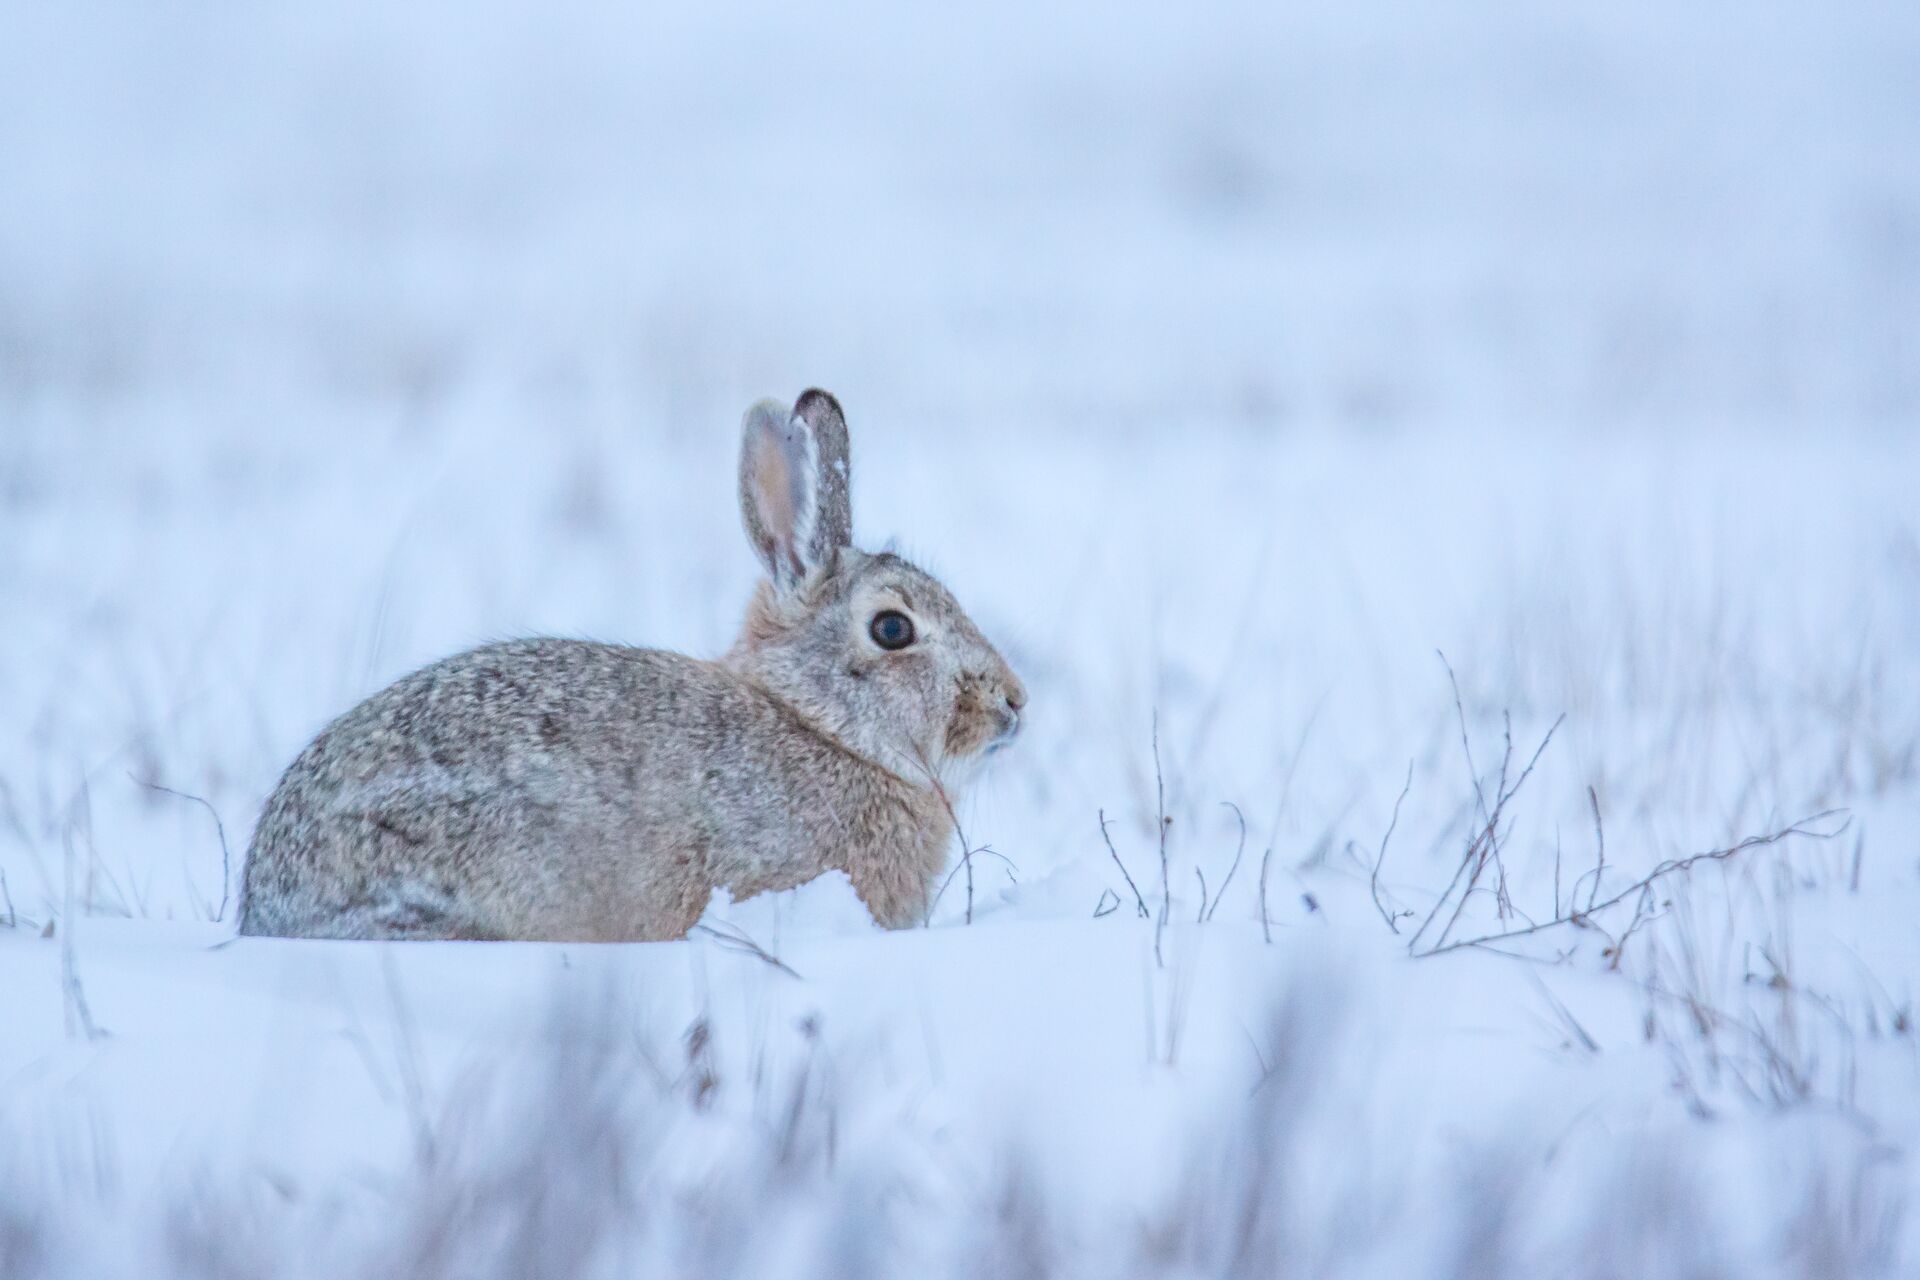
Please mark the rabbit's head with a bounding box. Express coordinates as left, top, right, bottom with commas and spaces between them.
727, 389, 1026, 787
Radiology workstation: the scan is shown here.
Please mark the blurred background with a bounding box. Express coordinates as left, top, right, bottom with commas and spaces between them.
5, 1, 1916, 437
2, 10, 1919, 1270
0, 0, 1916, 921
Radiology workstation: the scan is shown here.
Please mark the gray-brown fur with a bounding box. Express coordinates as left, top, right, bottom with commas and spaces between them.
239, 390, 1024, 941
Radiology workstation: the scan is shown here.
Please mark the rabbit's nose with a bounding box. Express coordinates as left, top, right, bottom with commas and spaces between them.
994, 683, 1025, 743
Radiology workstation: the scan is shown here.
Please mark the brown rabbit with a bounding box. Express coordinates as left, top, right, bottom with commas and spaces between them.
238, 390, 1025, 941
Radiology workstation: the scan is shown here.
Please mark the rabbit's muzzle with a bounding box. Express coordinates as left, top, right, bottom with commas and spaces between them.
991, 678, 1027, 751
947, 669, 1027, 759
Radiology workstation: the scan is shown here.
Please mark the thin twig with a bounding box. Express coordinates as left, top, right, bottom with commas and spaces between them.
1153, 711, 1169, 968
1524, 966, 1599, 1054
1260, 693, 1327, 861
1369, 760, 1415, 935
71, 780, 131, 919
1587, 785, 1606, 913
1204, 801, 1247, 923
912, 756, 1006, 927
1416, 811, 1850, 958
1607, 882, 1661, 970
1488, 712, 1515, 922
926, 845, 1015, 923
1437, 651, 1489, 825
1408, 829, 1483, 953
61, 803, 104, 1042
1409, 712, 1564, 953
1249, 699, 1330, 945
1496, 710, 1513, 793
131, 775, 234, 922
964, 816, 975, 924
1099, 808, 1150, 919
691, 922, 803, 979
1258, 844, 1273, 944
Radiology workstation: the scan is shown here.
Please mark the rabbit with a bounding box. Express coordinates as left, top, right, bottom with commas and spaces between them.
237, 389, 1026, 941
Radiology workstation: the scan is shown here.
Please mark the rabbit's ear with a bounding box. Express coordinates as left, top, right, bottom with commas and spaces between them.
739, 390, 853, 590
793, 389, 852, 555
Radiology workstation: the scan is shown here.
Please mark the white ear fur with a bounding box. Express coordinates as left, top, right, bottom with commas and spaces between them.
792, 388, 852, 559
739, 392, 851, 591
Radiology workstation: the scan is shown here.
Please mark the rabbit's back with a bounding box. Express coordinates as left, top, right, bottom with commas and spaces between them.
238, 639, 886, 941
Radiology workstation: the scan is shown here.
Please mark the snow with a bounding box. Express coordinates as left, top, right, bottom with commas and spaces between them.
2, 0, 1918, 1274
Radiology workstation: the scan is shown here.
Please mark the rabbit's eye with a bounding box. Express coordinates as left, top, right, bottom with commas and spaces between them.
869, 610, 916, 650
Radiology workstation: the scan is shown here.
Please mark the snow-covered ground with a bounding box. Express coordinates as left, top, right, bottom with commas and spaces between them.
3, 2, 1918, 1275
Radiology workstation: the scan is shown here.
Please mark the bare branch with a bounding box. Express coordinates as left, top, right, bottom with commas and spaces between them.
690, 921, 803, 980
1409, 712, 1564, 954
1606, 882, 1661, 970
1369, 760, 1415, 935
1260, 693, 1326, 860
1587, 785, 1606, 912
1524, 966, 1599, 1053
1258, 843, 1274, 945
1415, 811, 1851, 959
1153, 710, 1169, 969
1247, 698, 1332, 946
915, 760, 1012, 927
61, 789, 105, 1041
1098, 808, 1151, 919
1204, 801, 1247, 923
1436, 650, 1489, 825
927, 845, 1015, 923
131, 774, 234, 922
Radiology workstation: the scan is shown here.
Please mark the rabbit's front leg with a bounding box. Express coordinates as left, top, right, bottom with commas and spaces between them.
845, 854, 938, 930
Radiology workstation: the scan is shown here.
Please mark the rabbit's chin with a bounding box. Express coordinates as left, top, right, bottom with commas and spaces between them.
928, 739, 1014, 794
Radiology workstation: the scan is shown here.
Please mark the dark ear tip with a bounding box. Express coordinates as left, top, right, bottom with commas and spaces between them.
794, 388, 844, 422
